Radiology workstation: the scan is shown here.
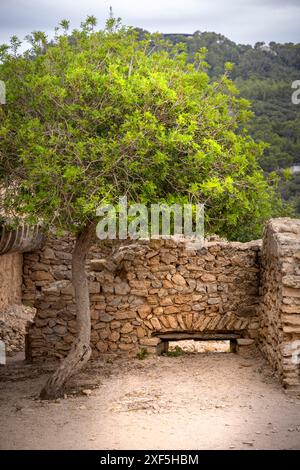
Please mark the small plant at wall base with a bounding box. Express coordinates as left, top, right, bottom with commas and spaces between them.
136, 348, 149, 360
166, 346, 184, 357
0, 15, 282, 399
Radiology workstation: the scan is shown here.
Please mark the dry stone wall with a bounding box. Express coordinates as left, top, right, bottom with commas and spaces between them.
258, 218, 300, 391
0, 252, 30, 354
19, 217, 300, 391
0, 305, 35, 354
24, 237, 261, 361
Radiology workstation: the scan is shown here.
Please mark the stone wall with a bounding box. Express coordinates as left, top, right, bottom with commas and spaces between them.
0, 252, 22, 309
258, 218, 300, 391
24, 237, 261, 361
22, 218, 300, 390
0, 252, 35, 354
0, 305, 35, 355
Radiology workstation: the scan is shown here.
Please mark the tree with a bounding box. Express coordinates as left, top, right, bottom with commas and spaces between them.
0, 17, 279, 398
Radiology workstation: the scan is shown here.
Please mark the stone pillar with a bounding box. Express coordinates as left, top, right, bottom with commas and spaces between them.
259, 218, 300, 391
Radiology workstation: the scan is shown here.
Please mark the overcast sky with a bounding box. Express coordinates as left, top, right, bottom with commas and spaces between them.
1, 0, 300, 47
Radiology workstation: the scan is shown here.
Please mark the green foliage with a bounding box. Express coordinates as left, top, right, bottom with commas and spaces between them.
156, 31, 300, 216
136, 348, 149, 360
0, 18, 283, 240
280, 173, 300, 214
166, 345, 183, 357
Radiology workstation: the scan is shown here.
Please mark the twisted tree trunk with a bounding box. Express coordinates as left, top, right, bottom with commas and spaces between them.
40, 222, 96, 400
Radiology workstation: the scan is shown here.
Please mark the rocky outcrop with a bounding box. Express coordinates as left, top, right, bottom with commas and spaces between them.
0, 248, 34, 355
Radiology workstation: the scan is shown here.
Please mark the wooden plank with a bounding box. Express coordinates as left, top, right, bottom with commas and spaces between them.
156, 332, 240, 341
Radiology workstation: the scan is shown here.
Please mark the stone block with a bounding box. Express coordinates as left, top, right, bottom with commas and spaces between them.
121, 322, 134, 334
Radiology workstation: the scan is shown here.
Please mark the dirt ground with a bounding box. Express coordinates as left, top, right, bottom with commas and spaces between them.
0, 348, 300, 450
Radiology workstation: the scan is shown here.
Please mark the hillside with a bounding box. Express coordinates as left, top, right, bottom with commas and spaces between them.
162, 32, 300, 213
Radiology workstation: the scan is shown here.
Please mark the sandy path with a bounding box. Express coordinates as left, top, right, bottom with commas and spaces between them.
0, 352, 300, 450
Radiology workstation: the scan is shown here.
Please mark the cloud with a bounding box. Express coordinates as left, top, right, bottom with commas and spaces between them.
0, 0, 299, 45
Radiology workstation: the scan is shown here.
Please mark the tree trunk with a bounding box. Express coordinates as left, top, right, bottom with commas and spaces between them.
40, 222, 96, 400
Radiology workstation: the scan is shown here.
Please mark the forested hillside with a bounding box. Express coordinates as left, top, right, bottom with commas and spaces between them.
161, 31, 300, 213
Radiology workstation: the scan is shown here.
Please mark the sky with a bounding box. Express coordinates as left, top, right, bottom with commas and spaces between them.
0, 0, 300, 47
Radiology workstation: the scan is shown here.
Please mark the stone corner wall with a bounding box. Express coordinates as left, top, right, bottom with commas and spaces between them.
258, 218, 300, 390
23, 217, 300, 391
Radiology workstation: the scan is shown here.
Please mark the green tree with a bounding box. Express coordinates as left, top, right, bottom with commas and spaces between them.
0, 17, 279, 398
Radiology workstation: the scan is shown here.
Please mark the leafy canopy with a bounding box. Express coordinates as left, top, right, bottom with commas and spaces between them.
0, 16, 282, 240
